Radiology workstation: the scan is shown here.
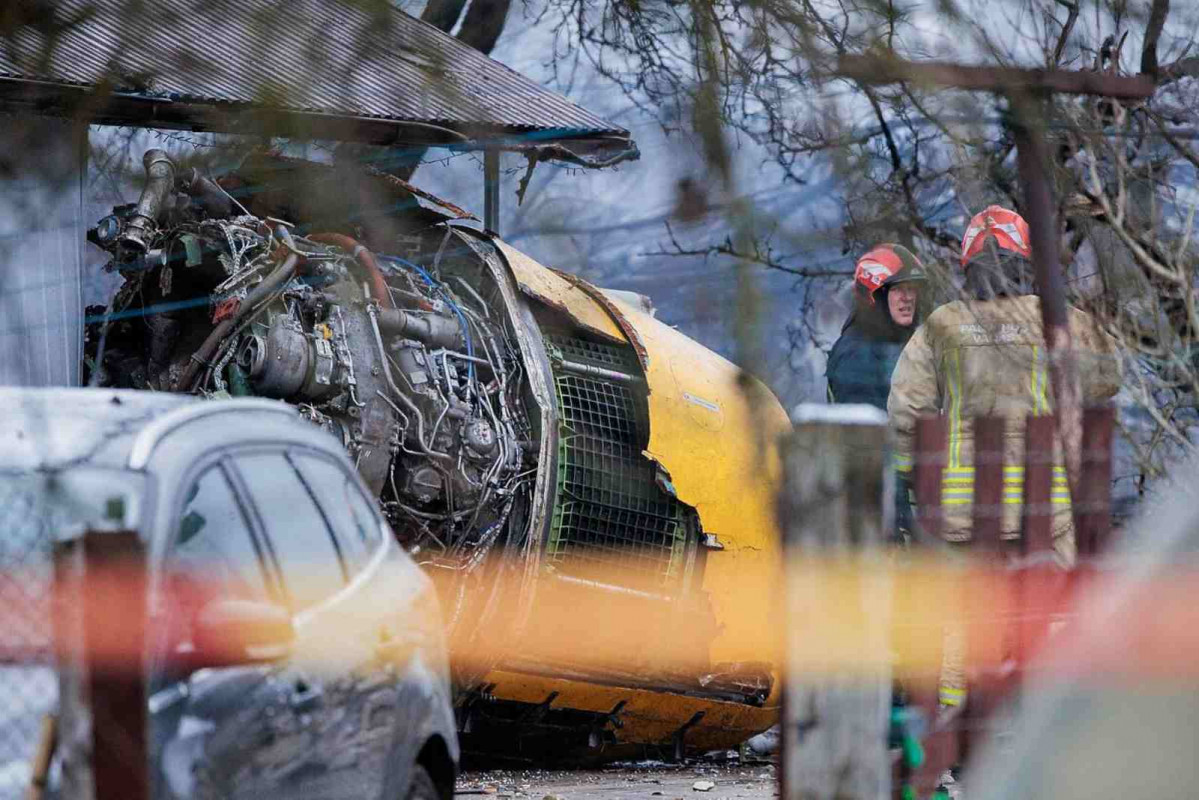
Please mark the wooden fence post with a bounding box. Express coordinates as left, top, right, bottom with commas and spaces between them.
1076, 406, 1115, 558
53, 537, 92, 800
913, 417, 947, 542
971, 417, 1006, 560
1020, 416, 1056, 558
780, 405, 892, 800
54, 530, 149, 800
907, 416, 957, 798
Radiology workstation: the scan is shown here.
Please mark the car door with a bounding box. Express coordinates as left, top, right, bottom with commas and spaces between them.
227, 448, 386, 799
148, 458, 292, 800
287, 451, 410, 791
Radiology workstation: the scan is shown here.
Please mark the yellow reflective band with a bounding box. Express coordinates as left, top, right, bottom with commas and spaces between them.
1030, 345, 1039, 413
939, 687, 967, 706
949, 349, 963, 468
939, 498, 1072, 506
939, 478, 1068, 489
943, 466, 1067, 475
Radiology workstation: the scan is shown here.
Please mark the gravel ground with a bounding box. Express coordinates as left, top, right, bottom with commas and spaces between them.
457, 759, 779, 800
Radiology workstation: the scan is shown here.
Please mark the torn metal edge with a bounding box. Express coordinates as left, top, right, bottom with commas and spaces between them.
548, 268, 649, 374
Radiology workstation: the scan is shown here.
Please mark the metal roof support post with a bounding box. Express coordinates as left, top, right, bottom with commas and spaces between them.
484, 148, 500, 234
1010, 103, 1084, 503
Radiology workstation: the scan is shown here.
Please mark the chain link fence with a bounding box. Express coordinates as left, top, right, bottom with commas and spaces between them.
0, 476, 59, 800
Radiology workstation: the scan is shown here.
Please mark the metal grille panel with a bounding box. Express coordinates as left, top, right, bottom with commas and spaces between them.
547, 339, 689, 587
548, 335, 640, 373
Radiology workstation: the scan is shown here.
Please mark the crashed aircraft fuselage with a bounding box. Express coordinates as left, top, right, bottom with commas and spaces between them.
84, 150, 790, 762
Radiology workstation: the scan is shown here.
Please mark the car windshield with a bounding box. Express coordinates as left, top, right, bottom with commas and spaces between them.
0, 467, 146, 798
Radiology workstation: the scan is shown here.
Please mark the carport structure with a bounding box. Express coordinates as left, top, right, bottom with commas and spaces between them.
0, 0, 636, 385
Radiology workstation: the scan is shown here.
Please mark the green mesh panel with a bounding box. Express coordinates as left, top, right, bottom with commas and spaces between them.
546, 337, 688, 587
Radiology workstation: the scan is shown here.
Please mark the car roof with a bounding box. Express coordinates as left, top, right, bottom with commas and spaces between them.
0, 388, 304, 472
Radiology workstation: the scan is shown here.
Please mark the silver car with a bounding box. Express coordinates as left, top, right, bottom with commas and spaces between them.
0, 388, 458, 800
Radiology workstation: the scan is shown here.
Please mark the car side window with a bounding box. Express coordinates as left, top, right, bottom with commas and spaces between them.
153, 464, 272, 689
232, 451, 347, 611
292, 453, 384, 575
171, 464, 271, 602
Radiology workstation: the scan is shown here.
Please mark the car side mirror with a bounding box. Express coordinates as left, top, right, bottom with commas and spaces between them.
188, 599, 295, 669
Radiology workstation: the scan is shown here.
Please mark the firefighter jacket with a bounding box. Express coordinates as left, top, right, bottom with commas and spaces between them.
887, 295, 1120, 555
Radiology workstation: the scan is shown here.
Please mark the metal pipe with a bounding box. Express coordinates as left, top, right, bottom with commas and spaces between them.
429, 348, 491, 367
557, 359, 641, 384
175, 252, 301, 391
120, 149, 177, 252
377, 307, 462, 347
452, 276, 491, 319
177, 166, 235, 219
483, 149, 500, 233
366, 299, 455, 466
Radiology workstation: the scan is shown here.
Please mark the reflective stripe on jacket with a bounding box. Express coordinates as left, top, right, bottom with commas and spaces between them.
887, 295, 1120, 545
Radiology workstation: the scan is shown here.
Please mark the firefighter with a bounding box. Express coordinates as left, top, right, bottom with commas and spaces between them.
887, 205, 1121, 709
826, 243, 926, 409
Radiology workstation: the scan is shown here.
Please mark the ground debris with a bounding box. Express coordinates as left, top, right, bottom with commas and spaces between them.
459, 757, 773, 800
691, 782, 715, 792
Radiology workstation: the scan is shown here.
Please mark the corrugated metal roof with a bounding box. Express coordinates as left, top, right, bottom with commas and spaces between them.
0, 0, 629, 144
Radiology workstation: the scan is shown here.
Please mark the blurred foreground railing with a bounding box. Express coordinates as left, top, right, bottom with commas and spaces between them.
779, 406, 893, 800
53, 530, 149, 800
780, 404, 1116, 800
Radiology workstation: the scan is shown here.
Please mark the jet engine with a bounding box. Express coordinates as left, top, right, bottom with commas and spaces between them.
85, 149, 791, 762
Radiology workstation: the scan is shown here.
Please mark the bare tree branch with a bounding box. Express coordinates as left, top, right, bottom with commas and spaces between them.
1051, 0, 1079, 68
654, 221, 852, 278
1141, 0, 1170, 78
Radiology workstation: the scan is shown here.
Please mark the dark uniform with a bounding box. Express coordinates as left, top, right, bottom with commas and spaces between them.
826, 243, 925, 410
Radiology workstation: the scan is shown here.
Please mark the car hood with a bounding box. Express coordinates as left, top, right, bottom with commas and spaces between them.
0, 388, 196, 471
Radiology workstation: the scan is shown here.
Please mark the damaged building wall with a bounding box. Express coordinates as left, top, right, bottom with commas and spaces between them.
0, 119, 87, 387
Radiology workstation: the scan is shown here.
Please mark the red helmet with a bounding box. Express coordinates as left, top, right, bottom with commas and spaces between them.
960, 205, 1031, 267
854, 244, 925, 304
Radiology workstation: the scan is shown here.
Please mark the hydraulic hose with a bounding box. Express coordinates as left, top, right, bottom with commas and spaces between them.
308, 233, 393, 309
175, 251, 301, 391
